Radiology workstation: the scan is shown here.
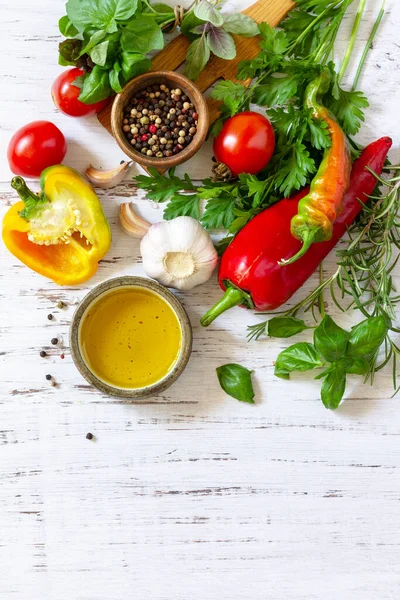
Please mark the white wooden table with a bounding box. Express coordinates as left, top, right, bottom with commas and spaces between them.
1, 1, 400, 598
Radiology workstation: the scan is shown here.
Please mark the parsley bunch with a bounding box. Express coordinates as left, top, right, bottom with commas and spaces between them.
135, 0, 372, 234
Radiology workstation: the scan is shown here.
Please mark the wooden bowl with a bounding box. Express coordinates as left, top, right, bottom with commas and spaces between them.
111, 71, 209, 173
70, 276, 193, 399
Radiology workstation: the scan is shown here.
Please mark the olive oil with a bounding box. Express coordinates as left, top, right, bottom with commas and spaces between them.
80, 287, 182, 389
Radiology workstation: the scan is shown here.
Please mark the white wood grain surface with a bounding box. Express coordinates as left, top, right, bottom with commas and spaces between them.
1, 1, 400, 598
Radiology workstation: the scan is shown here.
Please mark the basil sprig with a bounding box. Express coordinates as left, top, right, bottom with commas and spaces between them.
216, 363, 255, 403
273, 315, 390, 410
57, 0, 259, 103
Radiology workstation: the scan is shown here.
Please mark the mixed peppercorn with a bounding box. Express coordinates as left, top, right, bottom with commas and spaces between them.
121, 83, 198, 158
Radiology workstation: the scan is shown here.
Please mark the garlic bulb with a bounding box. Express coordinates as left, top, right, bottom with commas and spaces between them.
119, 202, 151, 238
85, 161, 131, 189
140, 216, 218, 291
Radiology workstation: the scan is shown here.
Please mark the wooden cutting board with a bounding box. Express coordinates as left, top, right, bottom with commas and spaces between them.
98, 0, 294, 134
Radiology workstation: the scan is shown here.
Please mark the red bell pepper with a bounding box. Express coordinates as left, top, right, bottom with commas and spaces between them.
201, 137, 392, 327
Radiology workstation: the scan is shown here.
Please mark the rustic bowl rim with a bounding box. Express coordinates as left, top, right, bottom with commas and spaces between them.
111, 70, 209, 170
69, 276, 192, 399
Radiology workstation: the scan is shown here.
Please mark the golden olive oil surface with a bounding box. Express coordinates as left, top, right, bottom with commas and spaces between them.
80, 287, 182, 388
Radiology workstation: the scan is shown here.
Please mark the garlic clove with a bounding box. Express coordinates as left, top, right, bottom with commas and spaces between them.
140, 216, 218, 291
119, 202, 151, 238
85, 161, 132, 189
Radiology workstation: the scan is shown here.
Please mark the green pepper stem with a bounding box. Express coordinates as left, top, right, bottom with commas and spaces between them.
278, 230, 317, 266
11, 176, 38, 204
201, 287, 246, 327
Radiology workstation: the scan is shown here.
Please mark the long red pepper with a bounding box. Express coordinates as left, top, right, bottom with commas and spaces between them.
201, 137, 392, 327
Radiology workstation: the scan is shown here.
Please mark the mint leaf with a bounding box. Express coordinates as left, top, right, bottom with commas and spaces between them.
207, 27, 236, 60
313, 315, 349, 362
321, 368, 346, 410
216, 363, 255, 403
275, 342, 323, 380
223, 14, 259, 37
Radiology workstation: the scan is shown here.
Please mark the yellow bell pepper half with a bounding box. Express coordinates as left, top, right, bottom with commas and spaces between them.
2, 165, 111, 285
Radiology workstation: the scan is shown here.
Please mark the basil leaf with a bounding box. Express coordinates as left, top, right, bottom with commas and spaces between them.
67, 0, 139, 33
347, 316, 390, 358
72, 74, 85, 89
275, 342, 323, 380
194, 0, 224, 27
109, 60, 123, 92
223, 14, 259, 37
216, 363, 255, 403
121, 17, 164, 54
90, 40, 109, 66
78, 65, 112, 103
121, 52, 152, 81
180, 12, 204, 38
321, 368, 346, 410
267, 317, 310, 338
337, 356, 370, 375
59, 15, 79, 37
207, 27, 236, 60
313, 315, 349, 362
80, 29, 107, 56
185, 36, 210, 80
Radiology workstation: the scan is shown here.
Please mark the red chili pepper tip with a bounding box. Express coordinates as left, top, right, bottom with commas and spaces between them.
141, 134, 149, 142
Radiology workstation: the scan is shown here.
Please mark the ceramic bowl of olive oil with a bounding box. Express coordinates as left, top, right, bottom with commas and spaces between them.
70, 276, 192, 398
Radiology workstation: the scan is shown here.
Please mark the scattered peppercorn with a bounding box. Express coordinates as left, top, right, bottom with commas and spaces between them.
45, 374, 52, 381
47, 314, 53, 320
121, 83, 198, 158
40, 350, 47, 358
57, 301, 66, 309
51, 337, 58, 345
86, 432, 94, 440
60, 354, 65, 360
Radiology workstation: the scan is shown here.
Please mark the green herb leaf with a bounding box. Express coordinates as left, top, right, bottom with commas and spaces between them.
201, 195, 236, 230
80, 29, 107, 56
163, 194, 200, 221
258, 22, 289, 55
216, 363, 255, 403
207, 27, 236, 60
252, 75, 298, 107
308, 118, 331, 150
274, 142, 315, 197
67, 0, 138, 33
275, 342, 323, 380
121, 52, 152, 80
134, 168, 196, 204
194, 0, 224, 28
185, 36, 210, 80
180, 11, 205, 37
268, 317, 310, 338
223, 14, 259, 37
320, 367, 346, 410
210, 80, 245, 102
109, 60, 123, 92
325, 85, 369, 136
78, 65, 112, 103
313, 315, 349, 362
121, 17, 164, 54
89, 39, 109, 66
337, 356, 370, 375
347, 316, 390, 358
59, 38, 83, 64
59, 15, 79, 37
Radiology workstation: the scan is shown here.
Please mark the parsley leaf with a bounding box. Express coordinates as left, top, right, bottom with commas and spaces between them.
134, 168, 196, 203
163, 194, 200, 221
274, 143, 316, 196
325, 86, 369, 136
252, 74, 299, 107
201, 194, 236, 229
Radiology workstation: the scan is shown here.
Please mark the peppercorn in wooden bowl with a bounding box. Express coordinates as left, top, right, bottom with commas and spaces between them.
111, 71, 209, 174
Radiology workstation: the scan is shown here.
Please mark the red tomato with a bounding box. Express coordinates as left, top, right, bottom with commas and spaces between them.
7, 121, 67, 177
213, 111, 275, 176
51, 68, 109, 117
